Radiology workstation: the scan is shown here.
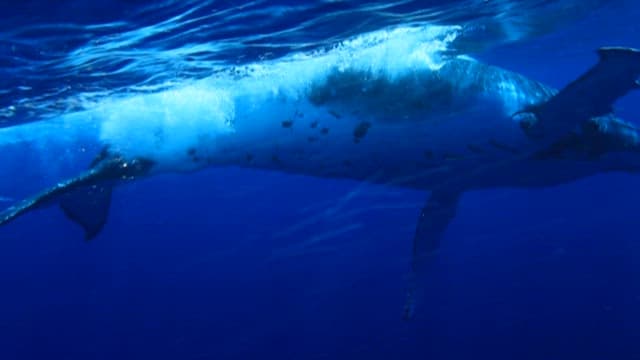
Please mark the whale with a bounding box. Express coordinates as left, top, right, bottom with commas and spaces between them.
1, 26, 640, 317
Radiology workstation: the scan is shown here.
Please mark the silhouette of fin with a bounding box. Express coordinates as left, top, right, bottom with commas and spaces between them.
0, 169, 105, 232
404, 190, 461, 320
60, 184, 113, 240
518, 47, 640, 142
0, 154, 154, 239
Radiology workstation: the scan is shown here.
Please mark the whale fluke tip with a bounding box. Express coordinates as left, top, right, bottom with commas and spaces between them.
597, 46, 640, 64
596, 47, 640, 86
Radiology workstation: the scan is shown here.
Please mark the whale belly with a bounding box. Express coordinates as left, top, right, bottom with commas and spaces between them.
92, 56, 553, 190
211, 92, 531, 189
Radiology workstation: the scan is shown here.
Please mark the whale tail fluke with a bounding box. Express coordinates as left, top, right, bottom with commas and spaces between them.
0, 155, 154, 240
0, 167, 114, 240
60, 184, 114, 240
516, 47, 640, 143
597, 46, 640, 70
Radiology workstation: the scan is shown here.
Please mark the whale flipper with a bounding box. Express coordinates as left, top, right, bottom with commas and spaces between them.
518, 47, 640, 141
404, 190, 461, 320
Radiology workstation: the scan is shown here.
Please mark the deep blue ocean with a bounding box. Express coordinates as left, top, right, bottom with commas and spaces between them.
1, 1, 640, 359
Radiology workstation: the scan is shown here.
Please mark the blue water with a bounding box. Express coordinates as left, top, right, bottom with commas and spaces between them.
1, 1, 640, 359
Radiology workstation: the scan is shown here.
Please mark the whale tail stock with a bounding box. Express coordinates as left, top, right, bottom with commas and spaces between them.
0, 152, 154, 240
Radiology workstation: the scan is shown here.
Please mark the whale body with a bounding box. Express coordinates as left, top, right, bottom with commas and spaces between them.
1, 26, 640, 317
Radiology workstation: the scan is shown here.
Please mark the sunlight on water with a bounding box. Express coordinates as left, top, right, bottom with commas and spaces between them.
0, 0, 611, 125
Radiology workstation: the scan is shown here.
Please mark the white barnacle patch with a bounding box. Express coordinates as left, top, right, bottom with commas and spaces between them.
98, 84, 235, 172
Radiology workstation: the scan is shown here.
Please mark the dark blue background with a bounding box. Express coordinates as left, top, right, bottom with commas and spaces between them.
1, 1, 640, 359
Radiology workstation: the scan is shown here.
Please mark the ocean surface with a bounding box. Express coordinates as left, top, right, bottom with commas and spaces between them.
1, 0, 640, 359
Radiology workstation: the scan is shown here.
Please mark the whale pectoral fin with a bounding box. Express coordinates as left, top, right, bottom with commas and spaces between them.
60, 184, 113, 241
404, 190, 461, 320
413, 191, 461, 258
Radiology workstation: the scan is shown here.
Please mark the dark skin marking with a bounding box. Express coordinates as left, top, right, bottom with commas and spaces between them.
329, 110, 342, 119
281, 120, 294, 128
423, 150, 434, 160
466, 144, 485, 154
272, 154, 282, 165
310, 121, 318, 128
90, 146, 112, 168
416, 162, 448, 172
353, 121, 371, 143
443, 153, 464, 161
536, 133, 609, 161
153, 128, 164, 144
246, 153, 254, 163
489, 139, 520, 154
320, 127, 329, 135
308, 68, 459, 118
186, 148, 200, 162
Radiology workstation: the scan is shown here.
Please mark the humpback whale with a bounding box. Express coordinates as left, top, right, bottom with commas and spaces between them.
1, 27, 640, 317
